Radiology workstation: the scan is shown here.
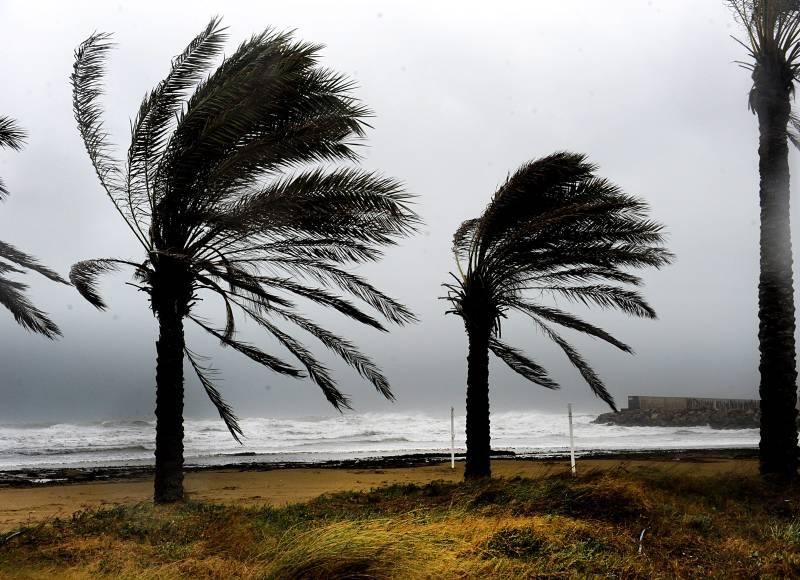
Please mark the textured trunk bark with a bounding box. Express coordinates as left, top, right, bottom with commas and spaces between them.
464, 318, 491, 479
755, 68, 799, 480
153, 302, 185, 503
151, 259, 190, 504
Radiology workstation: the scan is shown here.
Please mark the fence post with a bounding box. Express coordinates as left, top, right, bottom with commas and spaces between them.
450, 406, 455, 469
568, 403, 576, 477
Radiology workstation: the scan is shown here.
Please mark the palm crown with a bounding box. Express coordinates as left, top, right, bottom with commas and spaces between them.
0, 116, 66, 338
70, 19, 418, 440
731, 0, 800, 142
445, 152, 672, 410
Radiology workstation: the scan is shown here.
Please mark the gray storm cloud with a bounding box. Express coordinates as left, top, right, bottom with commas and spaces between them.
0, 0, 777, 421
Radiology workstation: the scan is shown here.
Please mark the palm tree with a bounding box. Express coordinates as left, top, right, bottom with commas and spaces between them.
70, 19, 418, 503
0, 117, 66, 337
731, 0, 800, 480
444, 152, 672, 479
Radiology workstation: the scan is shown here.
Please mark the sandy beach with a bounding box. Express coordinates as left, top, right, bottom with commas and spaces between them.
0, 453, 758, 531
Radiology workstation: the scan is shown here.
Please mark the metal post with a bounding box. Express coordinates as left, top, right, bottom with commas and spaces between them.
450, 406, 455, 469
568, 403, 576, 477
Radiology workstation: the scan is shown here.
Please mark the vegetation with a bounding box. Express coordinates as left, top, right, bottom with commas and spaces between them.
2, 466, 800, 577
444, 152, 672, 478
730, 0, 800, 481
69, 19, 418, 503
0, 117, 66, 337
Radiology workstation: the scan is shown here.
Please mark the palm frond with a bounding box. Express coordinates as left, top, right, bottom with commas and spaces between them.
488, 338, 559, 389
0, 117, 26, 151
265, 258, 417, 325
789, 112, 800, 147
0, 261, 25, 276
184, 347, 243, 442
159, 31, 373, 204
72, 32, 149, 248
516, 302, 632, 352
228, 238, 383, 264
474, 152, 596, 256
0, 277, 61, 338
190, 315, 304, 378
234, 309, 352, 410
196, 266, 295, 313
0, 241, 68, 284
205, 167, 418, 249
539, 284, 656, 319
0, 116, 26, 200
535, 319, 617, 411
69, 258, 144, 310
258, 276, 388, 331
530, 266, 643, 287
128, 17, 227, 218
251, 303, 393, 401
198, 276, 237, 341
0, 120, 66, 338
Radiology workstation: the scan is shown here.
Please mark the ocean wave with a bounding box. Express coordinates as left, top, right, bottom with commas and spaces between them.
0, 422, 58, 430
17, 445, 152, 456
297, 436, 411, 446
198, 426, 227, 433
101, 420, 152, 428
0, 410, 761, 470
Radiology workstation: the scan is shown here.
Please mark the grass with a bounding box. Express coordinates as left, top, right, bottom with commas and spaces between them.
2, 466, 800, 578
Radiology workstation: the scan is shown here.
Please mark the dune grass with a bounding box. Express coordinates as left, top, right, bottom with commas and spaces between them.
1, 465, 800, 578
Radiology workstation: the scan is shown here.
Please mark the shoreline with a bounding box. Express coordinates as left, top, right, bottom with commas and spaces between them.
0, 451, 760, 532
0, 447, 758, 488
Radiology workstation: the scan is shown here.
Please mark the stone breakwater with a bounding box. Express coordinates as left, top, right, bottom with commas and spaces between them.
593, 407, 761, 429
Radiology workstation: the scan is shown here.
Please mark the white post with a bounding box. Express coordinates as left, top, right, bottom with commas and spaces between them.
450, 406, 455, 469
568, 403, 576, 477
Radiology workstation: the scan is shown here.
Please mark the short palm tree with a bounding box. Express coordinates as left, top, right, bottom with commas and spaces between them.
0, 116, 66, 337
731, 0, 800, 480
445, 152, 672, 479
70, 19, 418, 503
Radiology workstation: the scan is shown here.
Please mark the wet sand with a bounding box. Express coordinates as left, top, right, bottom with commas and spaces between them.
0, 454, 758, 530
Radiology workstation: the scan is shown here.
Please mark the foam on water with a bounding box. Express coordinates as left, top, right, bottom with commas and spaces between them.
0, 411, 758, 470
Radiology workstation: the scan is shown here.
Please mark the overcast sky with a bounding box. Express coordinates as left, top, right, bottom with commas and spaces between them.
0, 0, 785, 423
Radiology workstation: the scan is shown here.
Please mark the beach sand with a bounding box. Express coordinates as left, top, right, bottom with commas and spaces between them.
0, 455, 757, 530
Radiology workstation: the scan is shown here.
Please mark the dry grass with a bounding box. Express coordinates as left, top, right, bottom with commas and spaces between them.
2, 466, 800, 578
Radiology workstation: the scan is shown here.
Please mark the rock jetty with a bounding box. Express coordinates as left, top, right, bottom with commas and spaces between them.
593, 407, 760, 429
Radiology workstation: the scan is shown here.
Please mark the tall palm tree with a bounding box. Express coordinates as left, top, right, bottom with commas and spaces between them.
0, 117, 66, 337
70, 19, 418, 503
445, 152, 672, 479
731, 0, 800, 480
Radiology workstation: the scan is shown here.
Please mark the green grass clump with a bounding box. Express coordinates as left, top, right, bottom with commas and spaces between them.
484, 527, 544, 560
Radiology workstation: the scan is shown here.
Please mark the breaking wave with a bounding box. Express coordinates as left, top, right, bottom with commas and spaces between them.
0, 411, 759, 470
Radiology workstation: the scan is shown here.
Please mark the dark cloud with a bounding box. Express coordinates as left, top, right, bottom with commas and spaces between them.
0, 1, 778, 422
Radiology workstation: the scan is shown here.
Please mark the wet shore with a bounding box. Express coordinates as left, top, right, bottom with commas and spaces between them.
0, 447, 757, 488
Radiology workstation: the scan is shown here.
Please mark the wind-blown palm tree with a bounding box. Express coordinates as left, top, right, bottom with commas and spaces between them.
731, 0, 800, 480
445, 152, 672, 479
70, 19, 418, 503
0, 117, 66, 337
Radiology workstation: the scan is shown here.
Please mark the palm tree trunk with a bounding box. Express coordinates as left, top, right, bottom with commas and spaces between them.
756, 71, 799, 480
153, 291, 186, 503
464, 317, 491, 479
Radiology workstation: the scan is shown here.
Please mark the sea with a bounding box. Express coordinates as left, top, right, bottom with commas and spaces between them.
0, 411, 759, 471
